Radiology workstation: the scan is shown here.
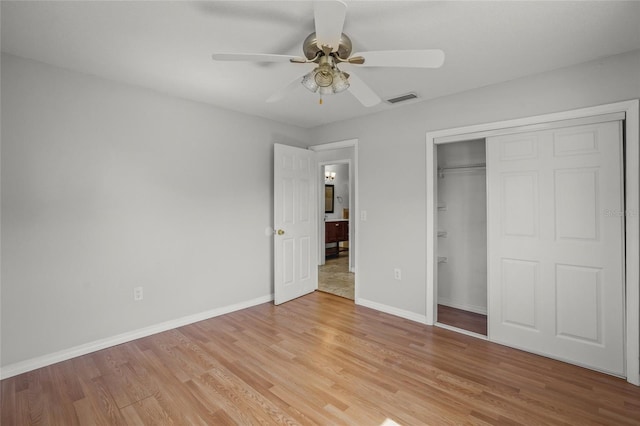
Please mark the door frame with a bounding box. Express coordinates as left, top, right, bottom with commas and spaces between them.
426, 99, 639, 385
309, 139, 359, 298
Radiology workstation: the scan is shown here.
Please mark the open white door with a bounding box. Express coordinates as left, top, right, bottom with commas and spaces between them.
487, 119, 625, 376
274, 144, 317, 305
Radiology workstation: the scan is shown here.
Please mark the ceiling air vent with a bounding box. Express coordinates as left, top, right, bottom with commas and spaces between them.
386, 93, 418, 104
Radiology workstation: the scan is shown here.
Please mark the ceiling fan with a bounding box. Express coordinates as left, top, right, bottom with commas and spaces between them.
211, 0, 444, 107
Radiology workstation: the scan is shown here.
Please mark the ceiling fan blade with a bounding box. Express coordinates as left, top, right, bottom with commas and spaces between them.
266, 73, 305, 103
313, 0, 347, 52
353, 49, 445, 68
347, 72, 381, 107
212, 53, 304, 63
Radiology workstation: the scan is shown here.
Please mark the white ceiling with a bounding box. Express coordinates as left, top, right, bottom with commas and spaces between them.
2, 1, 639, 129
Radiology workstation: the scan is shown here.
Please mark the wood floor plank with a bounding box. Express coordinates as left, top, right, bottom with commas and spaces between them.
132, 350, 220, 424
78, 375, 128, 425
1, 379, 30, 425
120, 395, 173, 425
3, 291, 640, 425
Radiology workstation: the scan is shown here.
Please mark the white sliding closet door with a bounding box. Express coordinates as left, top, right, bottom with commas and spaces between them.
487, 120, 625, 375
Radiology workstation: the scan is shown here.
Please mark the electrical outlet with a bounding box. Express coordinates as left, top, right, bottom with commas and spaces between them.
133, 286, 143, 301
394, 268, 402, 280
360, 210, 367, 221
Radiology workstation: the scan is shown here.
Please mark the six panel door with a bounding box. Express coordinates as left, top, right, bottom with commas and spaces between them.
487, 120, 625, 375
274, 144, 317, 305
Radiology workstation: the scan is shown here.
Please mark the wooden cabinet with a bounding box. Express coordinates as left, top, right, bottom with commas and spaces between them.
325, 220, 349, 257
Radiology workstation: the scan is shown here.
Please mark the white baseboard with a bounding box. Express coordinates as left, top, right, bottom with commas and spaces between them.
0, 294, 273, 380
356, 298, 427, 324
437, 298, 487, 315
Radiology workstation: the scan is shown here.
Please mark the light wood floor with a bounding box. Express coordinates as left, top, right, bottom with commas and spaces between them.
3, 291, 640, 425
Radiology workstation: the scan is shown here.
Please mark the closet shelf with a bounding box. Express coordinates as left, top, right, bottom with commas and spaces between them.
438, 163, 486, 178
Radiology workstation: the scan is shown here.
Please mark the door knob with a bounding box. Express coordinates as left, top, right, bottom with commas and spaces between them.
277, 229, 285, 235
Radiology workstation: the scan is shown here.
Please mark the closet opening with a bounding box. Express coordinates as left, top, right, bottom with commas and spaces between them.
436, 139, 487, 336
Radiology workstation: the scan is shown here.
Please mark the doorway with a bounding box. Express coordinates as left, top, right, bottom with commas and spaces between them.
310, 139, 358, 301
426, 100, 640, 385
319, 163, 354, 299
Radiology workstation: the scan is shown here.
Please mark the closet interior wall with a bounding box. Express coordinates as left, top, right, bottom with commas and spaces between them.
436, 140, 488, 316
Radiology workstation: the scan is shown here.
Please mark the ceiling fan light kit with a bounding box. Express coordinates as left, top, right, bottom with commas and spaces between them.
300, 53, 350, 103
211, 0, 444, 107
331, 70, 350, 93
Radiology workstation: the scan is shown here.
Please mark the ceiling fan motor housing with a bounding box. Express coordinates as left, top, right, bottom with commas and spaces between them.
303, 32, 353, 61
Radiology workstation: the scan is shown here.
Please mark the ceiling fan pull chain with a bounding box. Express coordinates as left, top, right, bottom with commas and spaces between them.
319, 96, 323, 105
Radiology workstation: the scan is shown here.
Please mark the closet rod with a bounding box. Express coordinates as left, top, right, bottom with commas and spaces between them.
439, 163, 486, 171
438, 163, 486, 178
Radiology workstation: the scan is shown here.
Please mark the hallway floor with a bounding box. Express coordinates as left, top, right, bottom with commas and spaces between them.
318, 253, 354, 300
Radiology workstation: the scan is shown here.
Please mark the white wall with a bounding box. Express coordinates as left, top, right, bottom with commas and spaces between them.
309, 49, 640, 320
0, 54, 309, 369
437, 169, 487, 314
